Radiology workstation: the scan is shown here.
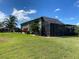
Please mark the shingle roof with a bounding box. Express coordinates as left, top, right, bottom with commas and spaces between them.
41, 16, 63, 24
21, 16, 64, 26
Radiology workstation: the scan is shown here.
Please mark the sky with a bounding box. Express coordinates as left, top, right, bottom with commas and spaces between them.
0, 0, 79, 27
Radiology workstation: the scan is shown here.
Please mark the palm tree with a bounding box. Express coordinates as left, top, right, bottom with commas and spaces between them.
4, 15, 17, 32
0, 21, 5, 28
0, 22, 3, 28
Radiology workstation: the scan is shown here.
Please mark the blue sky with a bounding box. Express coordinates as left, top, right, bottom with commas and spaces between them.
0, 0, 79, 27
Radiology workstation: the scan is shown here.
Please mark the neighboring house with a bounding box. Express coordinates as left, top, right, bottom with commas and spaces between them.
21, 16, 76, 36
0, 27, 9, 32
0, 27, 21, 32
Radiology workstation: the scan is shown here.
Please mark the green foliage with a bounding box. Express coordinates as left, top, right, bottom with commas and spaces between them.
0, 22, 4, 27
4, 15, 17, 32
75, 25, 79, 35
30, 20, 39, 34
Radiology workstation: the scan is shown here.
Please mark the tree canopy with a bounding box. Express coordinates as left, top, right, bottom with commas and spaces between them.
4, 15, 17, 32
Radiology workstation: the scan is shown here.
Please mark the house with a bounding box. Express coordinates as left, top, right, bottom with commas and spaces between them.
0, 27, 21, 32
21, 16, 76, 36
0, 27, 9, 32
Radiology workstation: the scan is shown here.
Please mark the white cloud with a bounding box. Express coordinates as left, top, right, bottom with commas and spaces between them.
69, 17, 75, 20
12, 8, 37, 21
0, 11, 7, 22
69, 17, 79, 20
76, 23, 79, 25
0, 8, 37, 25
26, 9, 37, 14
54, 16, 62, 20
54, 8, 61, 12
55, 16, 59, 18
74, 0, 79, 7
65, 17, 78, 20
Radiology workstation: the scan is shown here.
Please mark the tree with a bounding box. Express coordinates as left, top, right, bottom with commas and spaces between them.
0, 22, 4, 28
75, 25, 79, 35
30, 20, 39, 34
4, 15, 17, 32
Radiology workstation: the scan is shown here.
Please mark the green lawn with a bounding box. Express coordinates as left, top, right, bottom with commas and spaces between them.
0, 33, 79, 59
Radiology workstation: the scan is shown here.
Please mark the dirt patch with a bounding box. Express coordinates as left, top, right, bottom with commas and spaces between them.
0, 38, 9, 43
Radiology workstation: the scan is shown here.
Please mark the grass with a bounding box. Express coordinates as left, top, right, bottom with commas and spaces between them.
0, 33, 79, 59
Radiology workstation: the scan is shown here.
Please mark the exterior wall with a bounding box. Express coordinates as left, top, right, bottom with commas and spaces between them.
38, 19, 42, 35
50, 24, 76, 36
50, 24, 66, 36
44, 21, 50, 36
42, 21, 65, 36
21, 24, 30, 32
21, 19, 43, 35
40, 17, 52, 36
21, 17, 76, 36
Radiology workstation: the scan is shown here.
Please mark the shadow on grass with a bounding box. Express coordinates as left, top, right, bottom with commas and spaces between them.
42, 34, 79, 38
57, 35, 79, 38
